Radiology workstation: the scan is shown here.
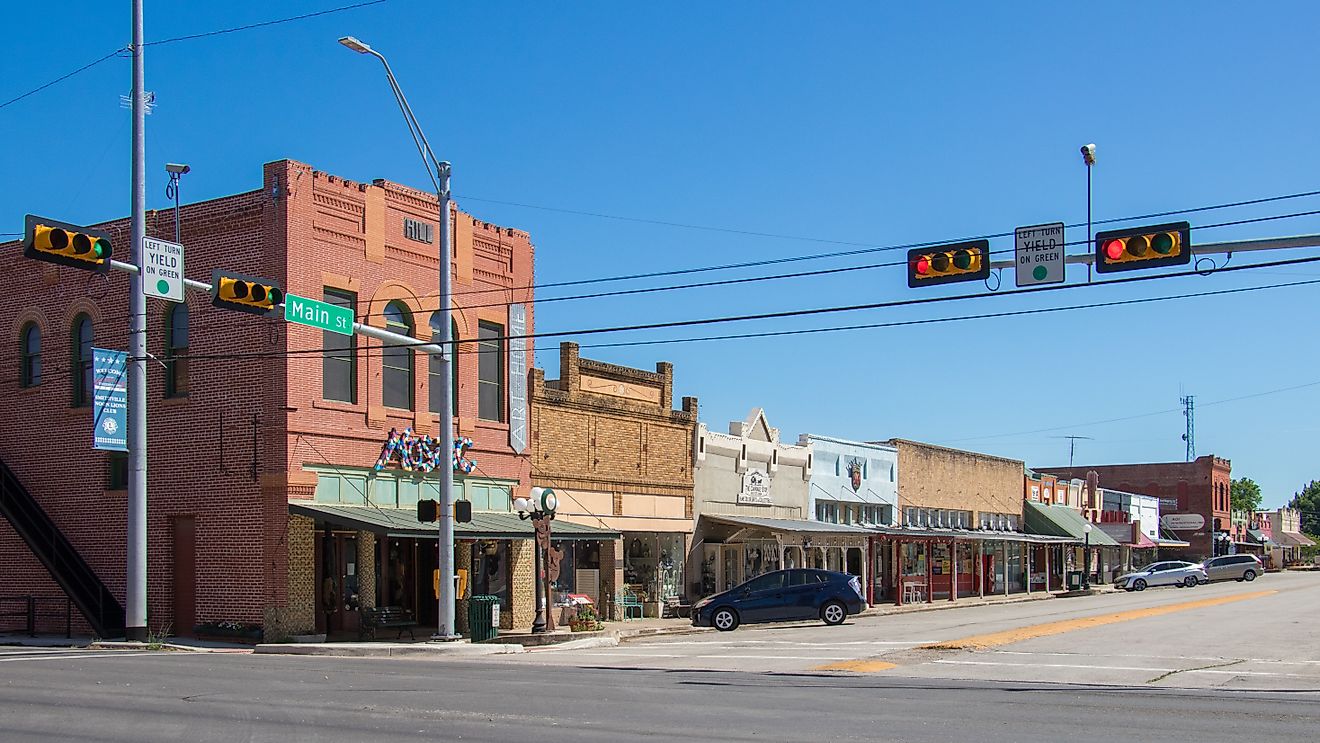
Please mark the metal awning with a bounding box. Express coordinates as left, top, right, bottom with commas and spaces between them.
1153, 538, 1191, 548
1023, 501, 1121, 546
289, 502, 621, 541
1247, 528, 1280, 547
700, 513, 874, 536
1274, 531, 1316, 547
866, 524, 1074, 544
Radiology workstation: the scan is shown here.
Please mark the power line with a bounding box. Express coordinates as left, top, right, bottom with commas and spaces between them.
144, 0, 389, 47
0, 1, 390, 114
0, 48, 127, 112
110, 262, 1320, 364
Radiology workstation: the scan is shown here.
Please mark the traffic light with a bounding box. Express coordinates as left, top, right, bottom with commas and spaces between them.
211, 269, 283, 316
1094, 221, 1191, 274
22, 215, 113, 272
455, 499, 472, 524
417, 499, 438, 523
907, 240, 991, 288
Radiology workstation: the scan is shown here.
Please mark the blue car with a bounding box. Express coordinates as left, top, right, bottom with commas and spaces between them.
692, 568, 866, 631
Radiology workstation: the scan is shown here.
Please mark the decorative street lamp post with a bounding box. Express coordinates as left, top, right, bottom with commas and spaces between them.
515, 487, 558, 633
1082, 523, 1093, 591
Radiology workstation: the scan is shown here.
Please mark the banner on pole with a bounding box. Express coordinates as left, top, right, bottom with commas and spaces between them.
92, 348, 129, 452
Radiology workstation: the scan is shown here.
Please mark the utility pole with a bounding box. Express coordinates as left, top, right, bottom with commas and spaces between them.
1054, 435, 1093, 469
126, 0, 149, 641
1181, 395, 1195, 462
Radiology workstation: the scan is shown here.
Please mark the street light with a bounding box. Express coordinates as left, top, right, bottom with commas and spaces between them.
1080, 143, 1096, 282
1082, 523, 1093, 590
516, 488, 558, 633
340, 35, 459, 640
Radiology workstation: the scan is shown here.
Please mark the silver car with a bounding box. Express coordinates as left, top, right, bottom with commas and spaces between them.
1114, 561, 1208, 591
1197, 554, 1263, 583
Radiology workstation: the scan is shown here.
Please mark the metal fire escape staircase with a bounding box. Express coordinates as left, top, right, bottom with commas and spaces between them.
0, 458, 124, 637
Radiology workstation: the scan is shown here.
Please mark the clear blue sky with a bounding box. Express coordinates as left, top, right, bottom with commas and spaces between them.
5, 2, 1319, 507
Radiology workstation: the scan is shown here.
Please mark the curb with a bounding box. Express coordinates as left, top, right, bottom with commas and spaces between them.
252, 641, 527, 657
91, 640, 254, 654
534, 636, 620, 651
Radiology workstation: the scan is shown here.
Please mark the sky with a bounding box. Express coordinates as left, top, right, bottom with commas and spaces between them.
4, 2, 1320, 508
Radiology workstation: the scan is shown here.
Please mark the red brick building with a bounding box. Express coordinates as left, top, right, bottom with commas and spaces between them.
0, 159, 595, 639
1039, 455, 1232, 560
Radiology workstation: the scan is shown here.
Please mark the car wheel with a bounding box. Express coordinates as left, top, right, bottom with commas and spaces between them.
1183, 576, 1197, 588
1243, 570, 1257, 582
1133, 579, 1147, 591
712, 607, 739, 632
1124, 586, 1135, 592
821, 600, 847, 626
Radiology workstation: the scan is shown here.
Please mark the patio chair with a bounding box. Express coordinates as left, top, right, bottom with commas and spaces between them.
618, 588, 644, 621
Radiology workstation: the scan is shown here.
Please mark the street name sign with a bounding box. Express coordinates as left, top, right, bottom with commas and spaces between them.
142, 237, 184, 302
1015, 222, 1065, 287
284, 293, 354, 336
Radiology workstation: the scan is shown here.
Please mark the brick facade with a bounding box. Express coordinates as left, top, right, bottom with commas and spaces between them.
1039, 455, 1232, 560
0, 159, 536, 636
887, 439, 1025, 522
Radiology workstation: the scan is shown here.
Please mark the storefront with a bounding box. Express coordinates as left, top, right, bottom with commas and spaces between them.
291, 502, 618, 634
622, 532, 687, 614
690, 514, 870, 600
868, 527, 1073, 606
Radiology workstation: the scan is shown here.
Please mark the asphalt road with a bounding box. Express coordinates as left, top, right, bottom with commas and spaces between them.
1, 572, 1316, 741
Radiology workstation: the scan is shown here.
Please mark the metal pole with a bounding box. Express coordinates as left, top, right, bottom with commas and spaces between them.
125, 0, 149, 642
170, 174, 181, 244
1082, 531, 1090, 590
531, 517, 545, 633
434, 163, 458, 639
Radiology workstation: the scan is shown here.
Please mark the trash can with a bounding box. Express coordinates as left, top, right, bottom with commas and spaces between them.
468, 595, 500, 642
1066, 571, 1083, 590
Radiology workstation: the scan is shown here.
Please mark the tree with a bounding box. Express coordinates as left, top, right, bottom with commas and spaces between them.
1230, 477, 1263, 514
1289, 480, 1320, 538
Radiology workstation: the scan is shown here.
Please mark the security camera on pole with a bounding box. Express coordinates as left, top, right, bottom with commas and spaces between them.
515, 488, 558, 633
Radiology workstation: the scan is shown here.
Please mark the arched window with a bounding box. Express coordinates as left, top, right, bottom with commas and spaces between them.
71, 315, 93, 407
165, 302, 189, 397
429, 318, 458, 416
20, 323, 41, 387
382, 301, 414, 410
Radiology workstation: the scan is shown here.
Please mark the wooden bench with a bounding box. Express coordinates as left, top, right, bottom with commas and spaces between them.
358, 606, 417, 641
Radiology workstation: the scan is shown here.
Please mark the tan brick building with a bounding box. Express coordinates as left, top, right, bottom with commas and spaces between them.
530, 343, 698, 619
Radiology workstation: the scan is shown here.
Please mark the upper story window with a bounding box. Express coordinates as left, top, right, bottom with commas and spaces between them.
381, 301, 414, 410
322, 289, 356, 403
71, 315, 93, 407
20, 323, 41, 387
164, 302, 189, 398
477, 321, 504, 422
429, 319, 458, 416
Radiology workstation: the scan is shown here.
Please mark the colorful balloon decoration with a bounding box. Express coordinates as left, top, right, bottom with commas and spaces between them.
373, 427, 476, 475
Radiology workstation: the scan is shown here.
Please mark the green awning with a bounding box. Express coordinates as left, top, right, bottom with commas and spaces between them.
289, 502, 620, 541
1023, 501, 1120, 546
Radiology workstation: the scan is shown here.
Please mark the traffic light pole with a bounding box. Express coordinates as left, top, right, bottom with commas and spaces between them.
123, 0, 149, 642
434, 164, 459, 641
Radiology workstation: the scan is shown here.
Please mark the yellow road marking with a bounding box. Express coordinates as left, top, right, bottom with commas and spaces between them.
922, 590, 1277, 650
815, 659, 897, 672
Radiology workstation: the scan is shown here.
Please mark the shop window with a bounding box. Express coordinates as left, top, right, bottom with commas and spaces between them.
322, 289, 356, 403
471, 541, 510, 609
477, 321, 504, 422
314, 475, 342, 503
71, 314, 93, 407
20, 322, 41, 387
164, 302, 189, 398
381, 301, 414, 410
372, 476, 399, 507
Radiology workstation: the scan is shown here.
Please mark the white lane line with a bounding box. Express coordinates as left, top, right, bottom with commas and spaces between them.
0, 651, 158, 663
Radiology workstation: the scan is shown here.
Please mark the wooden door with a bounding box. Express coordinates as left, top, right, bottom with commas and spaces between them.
172, 516, 196, 637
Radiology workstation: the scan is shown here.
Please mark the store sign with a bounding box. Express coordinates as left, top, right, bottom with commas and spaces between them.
403, 217, 433, 244
738, 468, 772, 505
507, 303, 529, 453
1162, 513, 1205, 530
91, 348, 128, 452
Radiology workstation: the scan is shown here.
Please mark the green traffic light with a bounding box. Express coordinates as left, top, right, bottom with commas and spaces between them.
953, 250, 972, 270
93, 238, 108, 258
1151, 232, 1175, 254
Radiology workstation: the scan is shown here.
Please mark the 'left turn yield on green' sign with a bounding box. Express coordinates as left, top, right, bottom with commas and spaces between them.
143, 237, 184, 302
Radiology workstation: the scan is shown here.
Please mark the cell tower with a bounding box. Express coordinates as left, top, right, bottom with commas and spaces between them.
1180, 394, 1195, 462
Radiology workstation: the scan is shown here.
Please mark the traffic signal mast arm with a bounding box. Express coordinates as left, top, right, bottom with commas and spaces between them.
105, 257, 450, 358
987, 234, 1320, 270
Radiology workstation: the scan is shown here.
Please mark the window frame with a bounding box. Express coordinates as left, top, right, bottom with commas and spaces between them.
20, 322, 41, 388
477, 320, 505, 422
164, 302, 189, 398
71, 315, 93, 407
322, 289, 357, 403
381, 301, 415, 410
